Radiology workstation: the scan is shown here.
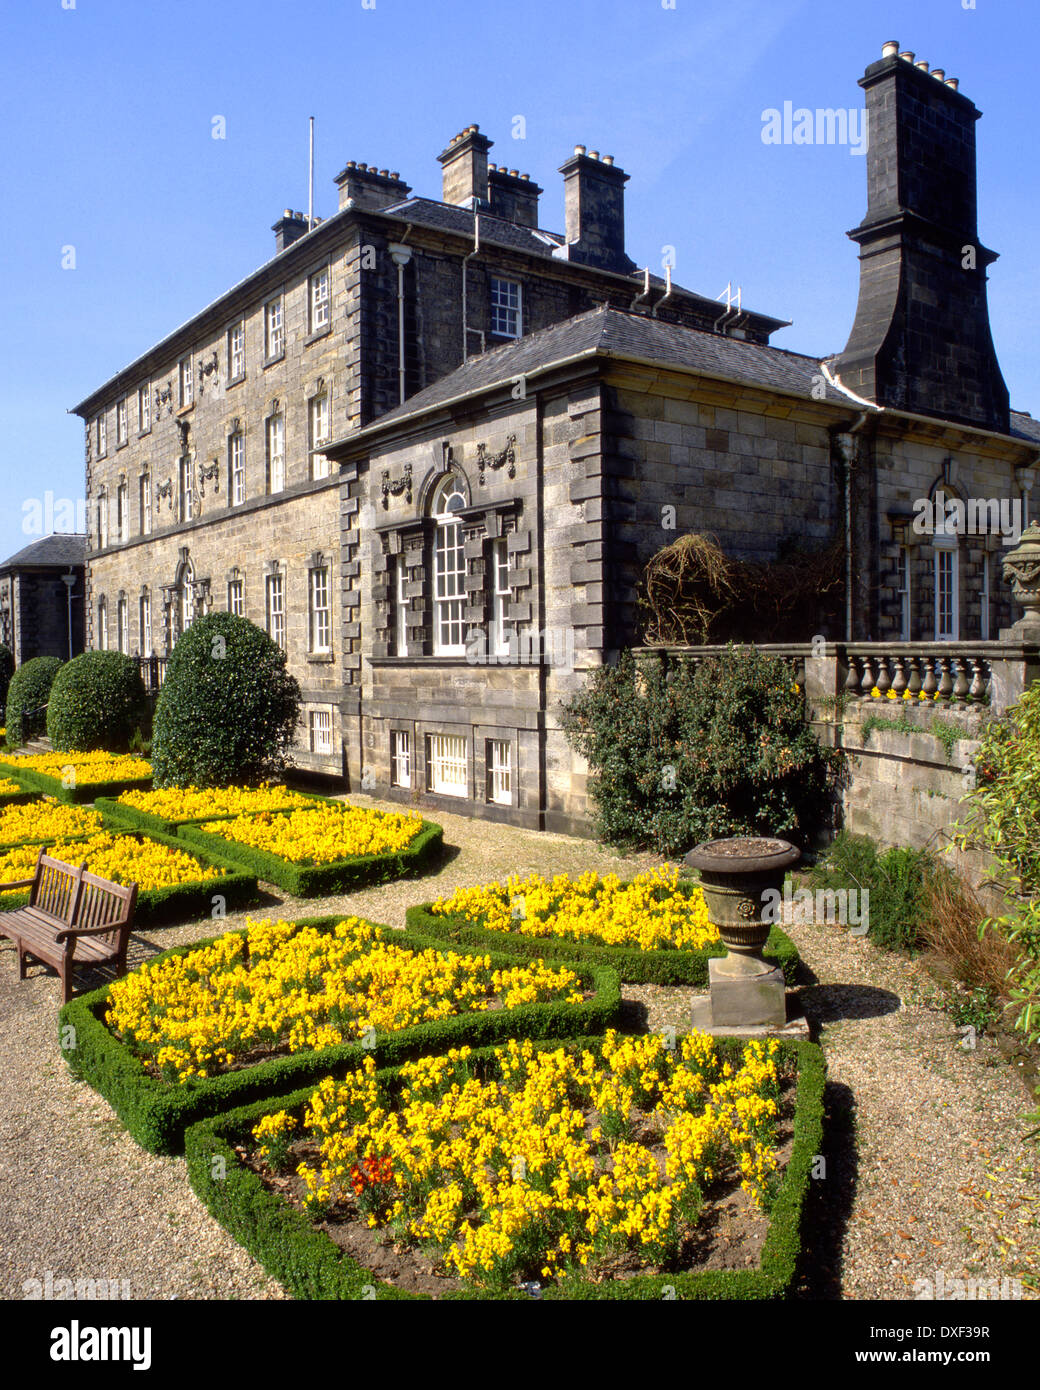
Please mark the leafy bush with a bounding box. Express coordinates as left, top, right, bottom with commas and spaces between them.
150, 613, 301, 788
808, 832, 933, 952
46, 650, 147, 752
559, 645, 841, 854
0, 645, 14, 712
5, 655, 62, 746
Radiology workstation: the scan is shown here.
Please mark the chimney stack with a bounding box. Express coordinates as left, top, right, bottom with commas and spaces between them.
558, 147, 634, 273
487, 165, 543, 227
437, 125, 492, 209
334, 163, 412, 211
831, 42, 1009, 433
272, 210, 310, 253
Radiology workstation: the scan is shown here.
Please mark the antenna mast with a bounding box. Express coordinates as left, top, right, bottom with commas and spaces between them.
308, 117, 315, 231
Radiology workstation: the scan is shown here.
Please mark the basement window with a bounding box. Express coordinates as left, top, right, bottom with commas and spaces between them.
426, 733, 468, 797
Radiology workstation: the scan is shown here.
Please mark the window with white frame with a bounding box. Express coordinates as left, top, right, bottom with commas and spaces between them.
897, 545, 911, 641
432, 475, 467, 655
266, 414, 285, 493
97, 489, 108, 549
426, 733, 468, 797
309, 708, 333, 754
138, 384, 150, 434
97, 599, 108, 650
229, 431, 245, 505
139, 593, 152, 658
310, 392, 330, 478
487, 739, 512, 805
117, 597, 129, 655
140, 473, 151, 535
228, 321, 245, 380
116, 397, 128, 446
264, 297, 284, 358
391, 730, 412, 788
490, 277, 522, 338
179, 356, 194, 407
180, 456, 194, 521
395, 554, 409, 657
309, 268, 330, 333
116, 482, 128, 542
309, 564, 331, 652
490, 538, 510, 657
96, 414, 107, 457
266, 572, 286, 649
227, 577, 244, 617
933, 541, 959, 641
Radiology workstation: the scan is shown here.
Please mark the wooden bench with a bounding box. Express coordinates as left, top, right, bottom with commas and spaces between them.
0, 851, 138, 1004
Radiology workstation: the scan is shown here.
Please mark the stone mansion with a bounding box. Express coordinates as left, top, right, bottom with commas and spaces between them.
73, 42, 1040, 833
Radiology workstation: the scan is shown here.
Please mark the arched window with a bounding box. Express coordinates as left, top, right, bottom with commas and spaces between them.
430, 475, 467, 656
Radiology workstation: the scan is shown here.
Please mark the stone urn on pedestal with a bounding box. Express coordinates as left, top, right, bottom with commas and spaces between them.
1002, 521, 1040, 642
684, 836, 800, 1033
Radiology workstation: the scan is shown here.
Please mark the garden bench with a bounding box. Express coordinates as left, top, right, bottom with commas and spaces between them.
0, 851, 137, 1003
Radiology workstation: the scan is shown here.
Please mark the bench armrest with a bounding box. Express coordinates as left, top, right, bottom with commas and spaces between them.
55, 920, 133, 944
0, 879, 36, 893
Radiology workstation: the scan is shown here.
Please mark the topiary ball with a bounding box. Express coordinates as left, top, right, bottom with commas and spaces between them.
46, 650, 148, 752
5, 655, 63, 747
150, 613, 301, 788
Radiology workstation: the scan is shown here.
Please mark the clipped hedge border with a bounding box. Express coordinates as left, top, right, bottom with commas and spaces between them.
178, 815, 444, 897
59, 917, 621, 1155
405, 888, 801, 986
0, 760, 152, 805
94, 788, 342, 838
183, 1032, 825, 1301
0, 826, 258, 927
0, 780, 39, 808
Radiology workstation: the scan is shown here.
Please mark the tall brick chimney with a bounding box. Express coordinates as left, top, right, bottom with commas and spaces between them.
558, 147, 634, 273
438, 125, 492, 209
831, 43, 1009, 434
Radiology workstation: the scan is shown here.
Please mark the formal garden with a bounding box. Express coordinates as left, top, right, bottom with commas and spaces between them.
0, 621, 1037, 1302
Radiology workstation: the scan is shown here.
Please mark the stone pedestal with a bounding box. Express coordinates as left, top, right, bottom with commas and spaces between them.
689, 992, 810, 1040
707, 957, 786, 1026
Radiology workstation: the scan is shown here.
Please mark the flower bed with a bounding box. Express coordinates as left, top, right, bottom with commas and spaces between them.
0, 828, 257, 926
406, 866, 800, 985
0, 799, 104, 850
0, 775, 36, 807
184, 1032, 825, 1300
0, 750, 152, 803
96, 783, 327, 837
179, 804, 443, 897
59, 917, 620, 1154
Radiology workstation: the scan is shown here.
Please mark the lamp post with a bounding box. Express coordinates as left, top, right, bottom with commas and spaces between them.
60, 570, 77, 660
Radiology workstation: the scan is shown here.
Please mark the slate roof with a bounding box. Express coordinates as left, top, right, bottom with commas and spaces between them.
337, 305, 1040, 447
380, 197, 567, 257
340, 306, 857, 442
0, 533, 87, 574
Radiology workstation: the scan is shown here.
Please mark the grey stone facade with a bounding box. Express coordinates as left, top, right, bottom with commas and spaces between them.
0, 534, 86, 666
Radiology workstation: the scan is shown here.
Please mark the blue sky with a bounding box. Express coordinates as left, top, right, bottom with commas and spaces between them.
3, 0, 1037, 562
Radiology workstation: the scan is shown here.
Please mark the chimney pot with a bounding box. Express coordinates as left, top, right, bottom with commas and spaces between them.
915, 59, 929, 71
931, 69, 945, 81
945, 77, 959, 90
882, 39, 899, 58
603, 154, 614, 165
574, 144, 586, 155
589, 150, 600, 160
391, 171, 399, 179
900, 51, 915, 62
521, 172, 530, 180
379, 168, 389, 177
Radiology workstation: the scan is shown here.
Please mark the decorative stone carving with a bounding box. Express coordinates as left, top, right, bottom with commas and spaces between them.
381, 463, 413, 508
156, 478, 174, 511
476, 434, 517, 484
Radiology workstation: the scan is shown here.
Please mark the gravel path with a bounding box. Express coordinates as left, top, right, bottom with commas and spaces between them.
1, 799, 1036, 1300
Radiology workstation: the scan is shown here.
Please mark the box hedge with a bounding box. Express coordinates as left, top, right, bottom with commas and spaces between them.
177, 814, 443, 896
4, 655, 62, 746
183, 1033, 825, 1301
0, 759, 152, 805
94, 788, 342, 838
59, 918, 621, 1154
404, 882, 801, 985
0, 827, 258, 927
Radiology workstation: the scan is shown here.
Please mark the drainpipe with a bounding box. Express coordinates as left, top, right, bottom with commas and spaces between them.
630, 267, 651, 311
388, 239, 413, 406
461, 212, 480, 362
651, 265, 673, 318
839, 412, 870, 641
